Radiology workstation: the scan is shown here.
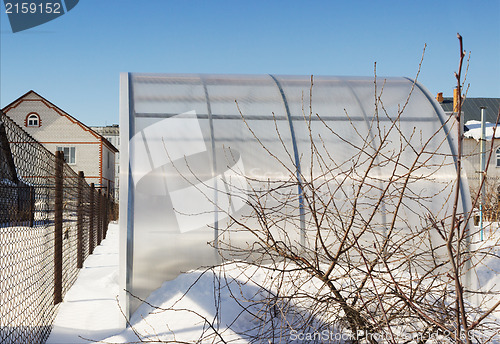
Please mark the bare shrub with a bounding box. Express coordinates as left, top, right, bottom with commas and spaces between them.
118, 34, 499, 344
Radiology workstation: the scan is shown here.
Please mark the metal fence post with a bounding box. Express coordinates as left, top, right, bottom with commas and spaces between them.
29, 185, 35, 227
77, 171, 84, 269
103, 193, 108, 239
97, 189, 102, 245
54, 150, 64, 305
89, 183, 95, 255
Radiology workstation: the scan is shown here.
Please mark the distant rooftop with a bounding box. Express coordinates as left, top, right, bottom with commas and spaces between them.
91, 124, 119, 136
439, 97, 500, 123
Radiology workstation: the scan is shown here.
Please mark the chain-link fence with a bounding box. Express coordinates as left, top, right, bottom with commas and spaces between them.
0, 111, 114, 344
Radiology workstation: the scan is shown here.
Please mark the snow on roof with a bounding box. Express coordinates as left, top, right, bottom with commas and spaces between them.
464, 120, 500, 141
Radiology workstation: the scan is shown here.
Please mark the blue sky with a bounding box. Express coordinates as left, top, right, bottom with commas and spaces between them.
1, 0, 499, 126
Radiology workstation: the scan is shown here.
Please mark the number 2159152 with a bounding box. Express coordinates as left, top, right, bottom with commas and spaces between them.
5, 2, 62, 14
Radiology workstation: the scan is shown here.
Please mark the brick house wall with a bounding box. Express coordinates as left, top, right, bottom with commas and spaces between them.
91, 125, 119, 200
2, 90, 118, 196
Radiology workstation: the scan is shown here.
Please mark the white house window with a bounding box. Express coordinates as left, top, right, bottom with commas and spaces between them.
26, 113, 40, 127
496, 147, 500, 167
56, 146, 76, 164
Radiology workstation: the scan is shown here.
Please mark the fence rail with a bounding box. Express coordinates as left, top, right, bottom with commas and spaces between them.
0, 111, 115, 344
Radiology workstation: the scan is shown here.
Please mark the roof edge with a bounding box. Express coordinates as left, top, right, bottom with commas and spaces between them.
2, 90, 118, 153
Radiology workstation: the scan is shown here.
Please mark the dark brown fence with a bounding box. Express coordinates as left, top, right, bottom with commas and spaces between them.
0, 111, 114, 344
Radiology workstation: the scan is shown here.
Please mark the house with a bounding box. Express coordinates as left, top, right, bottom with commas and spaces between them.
437, 91, 500, 216
91, 124, 120, 200
1, 91, 118, 197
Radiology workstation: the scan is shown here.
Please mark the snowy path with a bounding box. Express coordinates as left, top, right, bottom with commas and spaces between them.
46, 223, 123, 344
46, 222, 251, 344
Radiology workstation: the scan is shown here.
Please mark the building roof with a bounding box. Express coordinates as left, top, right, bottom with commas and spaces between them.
2, 90, 118, 153
439, 97, 500, 123
91, 124, 119, 136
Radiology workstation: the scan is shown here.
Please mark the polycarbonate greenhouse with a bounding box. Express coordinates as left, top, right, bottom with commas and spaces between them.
119, 73, 471, 317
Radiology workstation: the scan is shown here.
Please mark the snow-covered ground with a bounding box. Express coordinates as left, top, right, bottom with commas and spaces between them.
46, 222, 500, 344
46, 224, 122, 344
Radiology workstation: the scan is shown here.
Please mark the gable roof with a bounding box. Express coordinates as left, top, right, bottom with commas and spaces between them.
439, 97, 500, 123
2, 90, 118, 153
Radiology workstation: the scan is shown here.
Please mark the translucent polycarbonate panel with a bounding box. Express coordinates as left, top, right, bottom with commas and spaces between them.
277, 75, 461, 254
120, 73, 470, 317
131, 74, 208, 115
205, 74, 284, 118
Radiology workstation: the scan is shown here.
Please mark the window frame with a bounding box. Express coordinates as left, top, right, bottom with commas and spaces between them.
26, 113, 40, 127
56, 146, 76, 165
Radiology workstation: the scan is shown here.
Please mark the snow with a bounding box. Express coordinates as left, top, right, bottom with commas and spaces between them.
46, 223, 500, 344
46, 224, 122, 343
472, 222, 500, 319
464, 120, 500, 141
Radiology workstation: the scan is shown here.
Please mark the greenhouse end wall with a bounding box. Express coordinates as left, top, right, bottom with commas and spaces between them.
119, 73, 471, 319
